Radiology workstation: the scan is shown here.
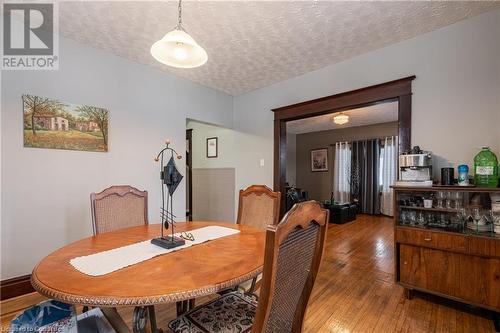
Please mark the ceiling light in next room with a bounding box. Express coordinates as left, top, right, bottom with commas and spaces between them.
333, 113, 349, 125
151, 0, 208, 69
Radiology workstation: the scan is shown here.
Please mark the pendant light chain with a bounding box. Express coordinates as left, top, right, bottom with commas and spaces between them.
177, 0, 183, 29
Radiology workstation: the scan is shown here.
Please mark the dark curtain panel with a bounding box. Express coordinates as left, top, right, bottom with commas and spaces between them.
350, 139, 381, 214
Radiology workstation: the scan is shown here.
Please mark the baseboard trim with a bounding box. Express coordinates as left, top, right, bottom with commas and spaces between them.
1, 275, 34, 300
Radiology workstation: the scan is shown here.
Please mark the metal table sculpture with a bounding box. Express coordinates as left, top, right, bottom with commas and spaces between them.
151, 139, 185, 249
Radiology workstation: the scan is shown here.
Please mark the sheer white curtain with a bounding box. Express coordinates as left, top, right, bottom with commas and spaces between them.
381, 136, 398, 216
333, 142, 351, 203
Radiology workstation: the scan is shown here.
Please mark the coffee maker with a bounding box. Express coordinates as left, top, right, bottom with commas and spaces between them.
396, 146, 433, 186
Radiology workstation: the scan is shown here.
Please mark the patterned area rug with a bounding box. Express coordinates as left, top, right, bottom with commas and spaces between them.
169, 292, 257, 333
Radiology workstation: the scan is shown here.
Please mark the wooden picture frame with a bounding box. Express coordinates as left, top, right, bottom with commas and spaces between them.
310, 148, 328, 172
206, 137, 218, 158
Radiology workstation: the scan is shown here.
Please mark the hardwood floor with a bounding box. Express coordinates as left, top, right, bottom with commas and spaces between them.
1, 215, 496, 332
305, 215, 495, 332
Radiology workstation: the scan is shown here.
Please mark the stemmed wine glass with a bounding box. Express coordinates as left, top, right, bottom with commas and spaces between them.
471, 207, 482, 233
446, 192, 453, 209
400, 210, 408, 225
409, 210, 417, 226
416, 211, 425, 226
453, 192, 463, 209
483, 210, 495, 234
456, 208, 468, 231
436, 191, 446, 208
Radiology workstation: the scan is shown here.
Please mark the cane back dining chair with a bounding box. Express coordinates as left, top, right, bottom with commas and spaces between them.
237, 185, 281, 230
90, 185, 154, 333
90, 185, 148, 236
168, 200, 329, 333
235, 185, 281, 295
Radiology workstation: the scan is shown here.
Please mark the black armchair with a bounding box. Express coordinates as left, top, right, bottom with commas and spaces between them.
285, 187, 306, 212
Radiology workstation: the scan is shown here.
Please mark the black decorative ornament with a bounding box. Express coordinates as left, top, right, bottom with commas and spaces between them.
151, 139, 186, 249
164, 156, 183, 195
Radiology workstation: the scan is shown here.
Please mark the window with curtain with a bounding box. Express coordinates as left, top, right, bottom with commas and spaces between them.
380, 136, 398, 216
333, 142, 351, 203
351, 139, 381, 214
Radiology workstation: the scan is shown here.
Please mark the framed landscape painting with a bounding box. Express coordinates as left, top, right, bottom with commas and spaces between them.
23, 94, 109, 152
311, 148, 328, 172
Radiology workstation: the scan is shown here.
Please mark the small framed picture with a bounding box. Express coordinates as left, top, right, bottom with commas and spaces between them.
206, 137, 218, 158
311, 148, 328, 172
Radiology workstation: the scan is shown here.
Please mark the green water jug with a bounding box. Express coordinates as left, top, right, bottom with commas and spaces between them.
474, 147, 499, 187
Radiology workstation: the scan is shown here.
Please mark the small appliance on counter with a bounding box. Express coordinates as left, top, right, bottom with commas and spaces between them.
395, 146, 433, 187
441, 167, 455, 185
457, 164, 470, 186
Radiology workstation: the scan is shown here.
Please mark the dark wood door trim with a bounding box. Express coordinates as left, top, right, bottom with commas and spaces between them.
1, 274, 34, 300
186, 129, 193, 221
272, 76, 415, 215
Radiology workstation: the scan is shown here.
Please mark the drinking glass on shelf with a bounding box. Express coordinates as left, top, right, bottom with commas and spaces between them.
408, 210, 417, 226
416, 211, 425, 226
436, 191, 446, 208
400, 210, 408, 225
456, 208, 468, 231
453, 192, 463, 209
404, 211, 411, 225
440, 213, 449, 226
446, 191, 453, 209
471, 207, 482, 233
484, 210, 495, 233
492, 214, 500, 234
425, 212, 434, 225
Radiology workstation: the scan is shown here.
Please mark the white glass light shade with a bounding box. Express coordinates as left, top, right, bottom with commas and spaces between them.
151, 29, 208, 68
333, 113, 349, 125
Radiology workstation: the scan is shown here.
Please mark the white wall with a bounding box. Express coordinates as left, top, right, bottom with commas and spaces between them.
233, 9, 500, 187
186, 120, 269, 221
187, 120, 236, 169
1, 37, 232, 279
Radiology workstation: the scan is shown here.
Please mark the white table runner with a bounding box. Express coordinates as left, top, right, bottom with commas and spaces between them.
70, 226, 240, 276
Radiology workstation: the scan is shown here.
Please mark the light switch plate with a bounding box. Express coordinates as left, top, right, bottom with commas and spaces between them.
260, 158, 265, 167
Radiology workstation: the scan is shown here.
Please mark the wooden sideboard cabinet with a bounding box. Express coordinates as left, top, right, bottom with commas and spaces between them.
393, 186, 500, 312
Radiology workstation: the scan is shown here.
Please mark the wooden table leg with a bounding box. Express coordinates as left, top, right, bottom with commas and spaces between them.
492, 311, 500, 332
404, 288, 413, 300
147, 305, 163, 333
176, 301, 183, 316
188, 299, 195, 310
176, 301, 189, 316
101, 307, 132, 333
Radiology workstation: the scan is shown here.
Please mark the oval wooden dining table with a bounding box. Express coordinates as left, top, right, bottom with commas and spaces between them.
31, 221, 265, 333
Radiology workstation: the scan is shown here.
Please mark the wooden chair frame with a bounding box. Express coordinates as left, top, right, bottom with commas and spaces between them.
236, 185, 281, 295
236, 185, 281, 226
252, 201, 329, 333
90, 185, 148, 235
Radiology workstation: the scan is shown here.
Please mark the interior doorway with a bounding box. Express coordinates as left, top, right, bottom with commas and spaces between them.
186, 119, 236, 222
272, 76, 415, 216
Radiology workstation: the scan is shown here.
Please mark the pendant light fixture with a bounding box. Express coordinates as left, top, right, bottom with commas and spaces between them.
333, 113, 349, 125
150, 0, 208, 69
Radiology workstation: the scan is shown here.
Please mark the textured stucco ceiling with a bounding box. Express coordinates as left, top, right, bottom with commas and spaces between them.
286, 101, 398, 134
57, 1, 500, 96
